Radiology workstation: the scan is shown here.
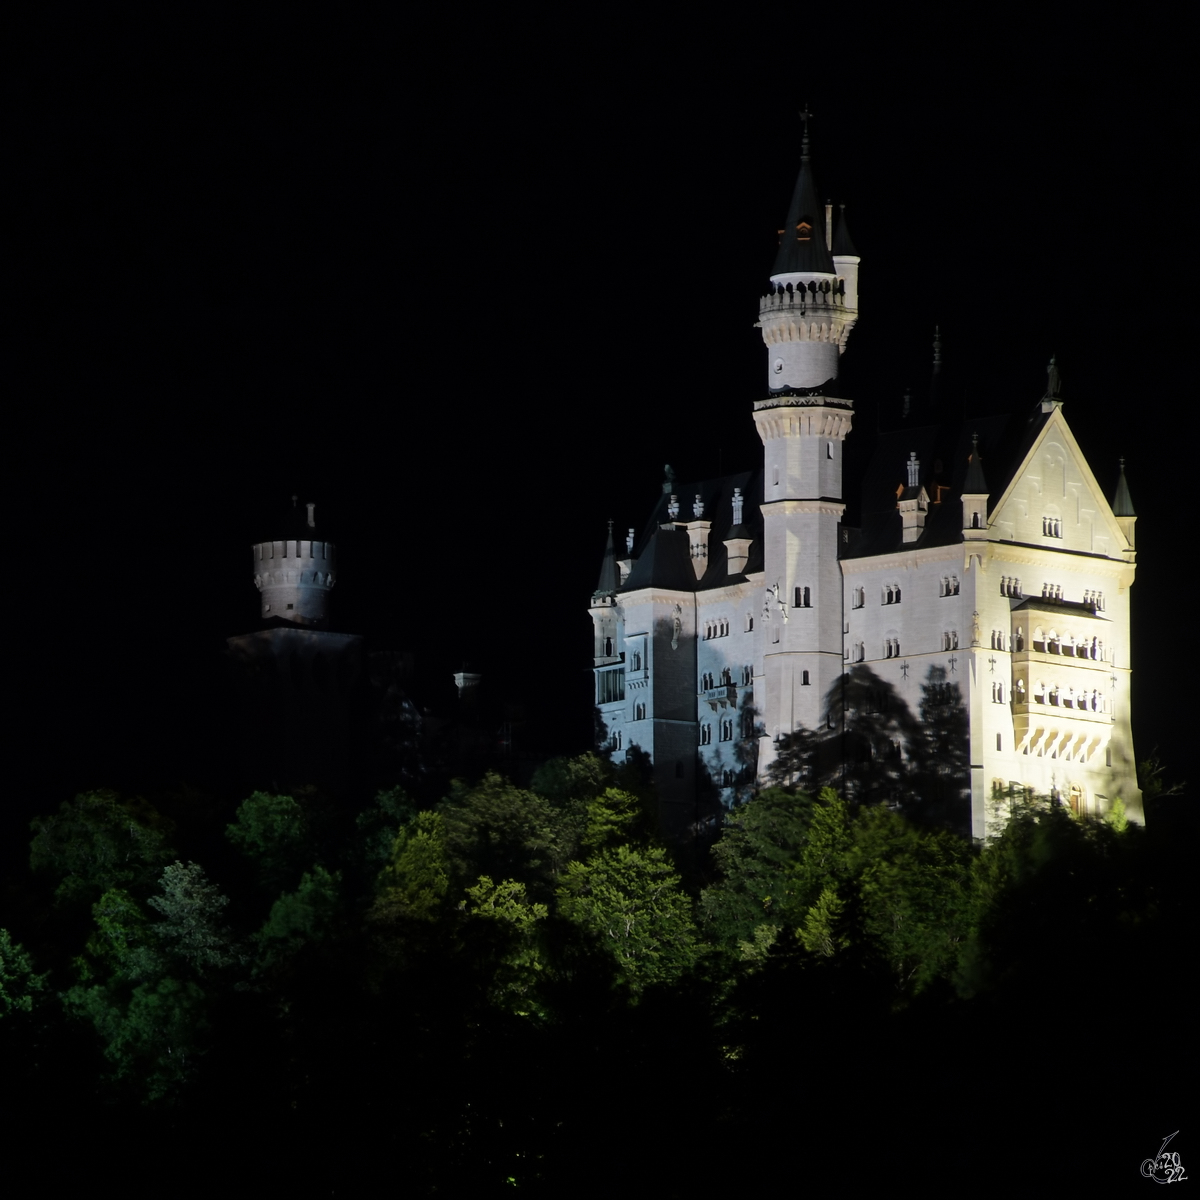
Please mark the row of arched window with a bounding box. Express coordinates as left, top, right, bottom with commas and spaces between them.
1001, 576, 1023, 597
1083, 589, 1106, 611
1041, 582, 1063, 600
1029, 681, 1107, 712
1042, 516, 1063, 538
939, 576, 960, 597
882, 583, 902, 604
793, 586, 812, 608
1031, 629, 1105, 659
704, 618, 730, 639
883, 638, 901, 657
942, 631, 959, 650
700, 667, 736, 691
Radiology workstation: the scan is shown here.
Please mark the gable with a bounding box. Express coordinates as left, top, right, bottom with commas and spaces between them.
989, 408, 1128, 558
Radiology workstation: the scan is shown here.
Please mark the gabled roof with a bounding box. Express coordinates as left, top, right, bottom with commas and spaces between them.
772, 134, 836, 277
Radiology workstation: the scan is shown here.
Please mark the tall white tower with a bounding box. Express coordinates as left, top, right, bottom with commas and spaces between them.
754, 127, 859, 775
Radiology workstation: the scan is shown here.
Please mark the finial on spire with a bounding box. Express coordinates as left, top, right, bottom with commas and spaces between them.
662, 464, 676, 495
932, 327, 943, 374
799, 105, 812, 158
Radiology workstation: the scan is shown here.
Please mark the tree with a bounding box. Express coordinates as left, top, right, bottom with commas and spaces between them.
701, 786, 815, 950
438, 773, 581, 895
226, 791, 315, 892
255, 865, 342, 972
29, 790, 174, 905
557, 845, 700, 996
373, 810, 450, 924
0, 930, 48, 1019
463, 876, 549, 1018
148, 862, 241, 977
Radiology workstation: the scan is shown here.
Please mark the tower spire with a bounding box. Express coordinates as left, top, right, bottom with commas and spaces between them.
594, 519, 618, 597
772, 111, 835, 277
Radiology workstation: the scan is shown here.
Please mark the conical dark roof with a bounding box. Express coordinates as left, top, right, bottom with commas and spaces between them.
594, 522, 618, 596
1112, 459, 1135, 517
772, 133, 835, 276
832, 204, 858, 256
962, 434, 988, 494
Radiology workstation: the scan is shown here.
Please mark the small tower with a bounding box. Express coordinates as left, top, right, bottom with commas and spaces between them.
1112, 458, 1136, 552
226, 497, 364, 796
962, 434, 989, 537
252, 498, 337, 627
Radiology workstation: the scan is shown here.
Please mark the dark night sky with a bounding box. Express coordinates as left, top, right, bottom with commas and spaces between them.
10, 13, 1194, 816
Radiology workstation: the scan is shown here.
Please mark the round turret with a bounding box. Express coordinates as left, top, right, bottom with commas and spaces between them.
252, 500, 337, 627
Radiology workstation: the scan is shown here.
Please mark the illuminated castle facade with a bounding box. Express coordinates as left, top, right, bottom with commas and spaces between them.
589, 132, 1142, 840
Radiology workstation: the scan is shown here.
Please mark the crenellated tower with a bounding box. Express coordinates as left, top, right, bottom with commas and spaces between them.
753, 124, 858, 773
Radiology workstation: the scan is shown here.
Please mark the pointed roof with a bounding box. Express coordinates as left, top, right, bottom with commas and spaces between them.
962, 433, 988, 494
832, 204, 858, 256
593, 521, 618, 597
772, 131, 835, 276
1112, 459, 1135, 517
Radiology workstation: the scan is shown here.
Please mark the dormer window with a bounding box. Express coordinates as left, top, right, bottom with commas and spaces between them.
795, 220, 813, 241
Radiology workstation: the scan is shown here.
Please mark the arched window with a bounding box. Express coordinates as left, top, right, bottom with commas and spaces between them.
604, 636, 613, 656
801, 670, 810, 685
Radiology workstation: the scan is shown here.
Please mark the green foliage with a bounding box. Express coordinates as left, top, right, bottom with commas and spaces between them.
701, 786, 815, 947
705, 788, 972, 996
529, 753, 608, 805
374, 810, 450, 923
798, 886, 849, 957
148, 862, 241, 977
1106, 794, 1128, 832
0, 929, 48, 1018
439, 773, 581, 894
85, 888, 163, 983
557, 845, 700, 996
226, 791, 315, 891
464, 876, 549, 1017
64, 975, 208, 1101
354, 786, 417, 875
580, 787, 643, 852
29, 790, 174, 905
255, 866, 342, 970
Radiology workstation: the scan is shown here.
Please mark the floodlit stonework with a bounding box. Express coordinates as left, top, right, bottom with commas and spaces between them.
590, 132, 1141, 841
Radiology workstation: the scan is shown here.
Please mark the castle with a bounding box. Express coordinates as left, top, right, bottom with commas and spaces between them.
589, 129, 1142, 840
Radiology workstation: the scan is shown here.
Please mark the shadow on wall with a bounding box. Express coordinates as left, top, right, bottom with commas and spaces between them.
768, 663, 971, 836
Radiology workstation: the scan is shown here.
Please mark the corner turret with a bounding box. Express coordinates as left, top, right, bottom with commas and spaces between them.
1112, 458, 1136, 550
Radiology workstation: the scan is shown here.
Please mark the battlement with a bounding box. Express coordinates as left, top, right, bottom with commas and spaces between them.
252, 538, 337, 625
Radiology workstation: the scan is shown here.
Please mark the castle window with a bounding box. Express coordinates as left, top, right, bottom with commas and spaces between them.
700, 724, 712, 745
604, 636, 614, 656
882, 583, 901, 605
596, 668, 626, 704
745, 613, 754, 632
634, 702, 646, 721
827, 442, 833, 459
772, 626, 780, 644
1001, 576, 1023, 598
720, 719, 733, 742
802, 670, 810, 685
884, 637, 900, 658
996, 733, 1002, 751
852, 586, 864, 609
741, 664, 752, 686
1041, 582, 1063, 600
742, 712, 755, 739
794, 586, 811, 608
855, 642, 865, 662
1042, 515, 1063, 538
942, 631, 958, 651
